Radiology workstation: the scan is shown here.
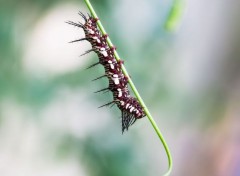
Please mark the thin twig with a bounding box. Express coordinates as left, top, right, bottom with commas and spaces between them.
83, 0, 172, 175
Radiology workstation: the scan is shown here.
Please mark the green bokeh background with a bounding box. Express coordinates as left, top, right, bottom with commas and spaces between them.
0, 0, 239, 176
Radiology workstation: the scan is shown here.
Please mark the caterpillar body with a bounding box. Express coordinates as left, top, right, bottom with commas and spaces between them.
67, 12, 145, 133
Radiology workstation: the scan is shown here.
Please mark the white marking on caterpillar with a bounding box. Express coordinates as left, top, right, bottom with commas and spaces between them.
88, 29, 95, 34
100, 51, 108, 57
110, 64, 114, 69
92, 36, 100, 43
112, 77, 119, 85
130, 107, 135, 112
118, 90, 122, 97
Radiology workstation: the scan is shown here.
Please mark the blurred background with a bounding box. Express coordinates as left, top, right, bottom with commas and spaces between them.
0, 0, 240, 175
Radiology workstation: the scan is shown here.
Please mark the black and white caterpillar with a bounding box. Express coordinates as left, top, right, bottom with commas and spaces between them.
67, 12, 145, 132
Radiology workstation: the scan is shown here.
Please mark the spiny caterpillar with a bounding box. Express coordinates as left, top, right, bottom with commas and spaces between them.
67, 12, 145, 133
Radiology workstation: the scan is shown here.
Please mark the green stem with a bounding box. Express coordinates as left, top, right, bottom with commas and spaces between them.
164, 0, 186, 31
83, 0, 172, 175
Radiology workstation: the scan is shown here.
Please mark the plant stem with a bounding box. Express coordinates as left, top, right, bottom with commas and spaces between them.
164, 0, 186, 31
83, 0, 172, 175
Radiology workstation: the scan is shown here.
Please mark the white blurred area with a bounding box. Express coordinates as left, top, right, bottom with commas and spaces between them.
22, 3, 90, 76
0, 88, 112, 176
1, 3, 112, 176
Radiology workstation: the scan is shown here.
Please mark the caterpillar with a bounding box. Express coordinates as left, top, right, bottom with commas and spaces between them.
67, 12, 145, 133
